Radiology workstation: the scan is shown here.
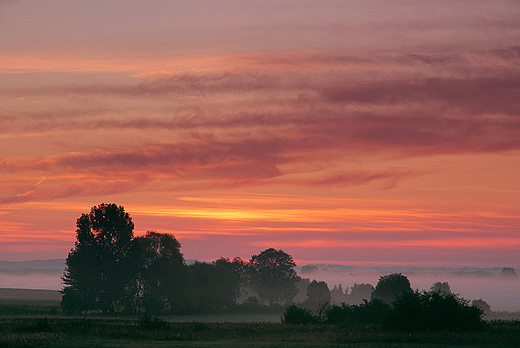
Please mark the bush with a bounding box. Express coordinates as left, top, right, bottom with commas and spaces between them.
388, 290, 486, 332
353, 299, 391, 325
323, 303, 353, 324
322, 299, 391, 326
281, 305, 320, 324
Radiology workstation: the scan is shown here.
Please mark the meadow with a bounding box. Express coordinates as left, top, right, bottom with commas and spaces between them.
1, 316, 520, 348
1, 288, 519, 347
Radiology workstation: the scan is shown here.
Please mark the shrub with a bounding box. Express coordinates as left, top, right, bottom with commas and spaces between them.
353, 299, 391, 325
281, 305, 320, 324
388, 290, 486, 332
323, 299, 391, 326
323, 303, 353, 324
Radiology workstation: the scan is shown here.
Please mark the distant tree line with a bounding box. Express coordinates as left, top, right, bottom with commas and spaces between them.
62, 204, 300, 315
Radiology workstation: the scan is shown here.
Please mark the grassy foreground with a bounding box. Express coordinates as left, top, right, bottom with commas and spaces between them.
0, 317, 519, 348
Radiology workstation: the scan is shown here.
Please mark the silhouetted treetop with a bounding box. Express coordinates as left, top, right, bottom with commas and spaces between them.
76, 203, 134, 248
371, 273, 412, 304
472, 298, 492, 316
501, 267, 517, 277
248, 248, 300, 305
430, 281, 451, 294
133, 231, 184, 267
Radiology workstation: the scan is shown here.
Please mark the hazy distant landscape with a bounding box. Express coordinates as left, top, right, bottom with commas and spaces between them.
2, 259, 518, 312
0, 260, 64, 291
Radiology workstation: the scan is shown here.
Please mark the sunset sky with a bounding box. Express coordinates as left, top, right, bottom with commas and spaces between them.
1, 0, 520, 267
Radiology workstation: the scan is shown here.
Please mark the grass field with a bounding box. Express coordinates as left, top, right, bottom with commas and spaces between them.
0, 288, 61, 301
0, 289, 519, 347
0, 317, 519, 348
0, 288, 61, 316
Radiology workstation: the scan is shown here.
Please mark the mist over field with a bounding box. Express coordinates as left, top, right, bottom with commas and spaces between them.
1, 259, 518, 312
297, 265, 520, 312
0, 260, 64, 291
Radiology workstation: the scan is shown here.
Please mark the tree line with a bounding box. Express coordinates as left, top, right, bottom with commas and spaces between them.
61, 204, 300, 315
284, 273, 486, 331
62, 203, 488, 332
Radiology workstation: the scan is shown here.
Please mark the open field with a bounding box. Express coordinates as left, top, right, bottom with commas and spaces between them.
0, 288, 61, 316
0, 317, 520, 348
0, 288, 61, 301
0, 289, 519, 347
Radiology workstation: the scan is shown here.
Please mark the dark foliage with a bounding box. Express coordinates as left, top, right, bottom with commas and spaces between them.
62, 205, 304, 316
354, 298, 392, 325
213, 257, 246, 304
281, 305, 320, 324
472, 298, 492, 316
287, 290, 485, 332
62, 203, 135, 315
129, 231, 184, 314
371, 273, 412, 304
323, 302, 352, 324
180, 261, 240, 313
302, 280, 330, 312
322, 299, 391, 325
248, 248, 301, 305
388, 290, 486, 332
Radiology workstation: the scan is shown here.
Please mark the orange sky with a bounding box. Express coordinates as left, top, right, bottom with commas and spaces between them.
1, 0, 520, 267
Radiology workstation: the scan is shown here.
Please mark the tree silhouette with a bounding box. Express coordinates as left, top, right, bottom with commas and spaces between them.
371, 273, 411, 305
347, 283, 374, 305
501, 267, 517, 277
181, 261, 242, 313
304, 280, 330, 311
389, 290, 485, 331
213, 257, 246, 304
248, 248, 300, 305
472, 298, 492, 316
430, 281, 451, 294
330, 284, 347, 304
130, 231, 184, 314
62, 203, 134, 315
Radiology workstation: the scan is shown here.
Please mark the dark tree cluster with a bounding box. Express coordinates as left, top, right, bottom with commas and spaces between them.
62, 204, 300, 315
283, 274, 486, 332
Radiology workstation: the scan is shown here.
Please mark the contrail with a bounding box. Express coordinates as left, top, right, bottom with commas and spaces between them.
36, 176, 46, 186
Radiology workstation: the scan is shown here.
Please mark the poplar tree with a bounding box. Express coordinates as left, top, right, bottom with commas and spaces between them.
62, 203, 134, 315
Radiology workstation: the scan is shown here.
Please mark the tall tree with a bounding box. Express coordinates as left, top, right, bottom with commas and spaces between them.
214, 257, 246, 304
182, 261, 242, 313
248, 248, 300, 305
62, 203, 134, 315
130, 231, 184, 314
